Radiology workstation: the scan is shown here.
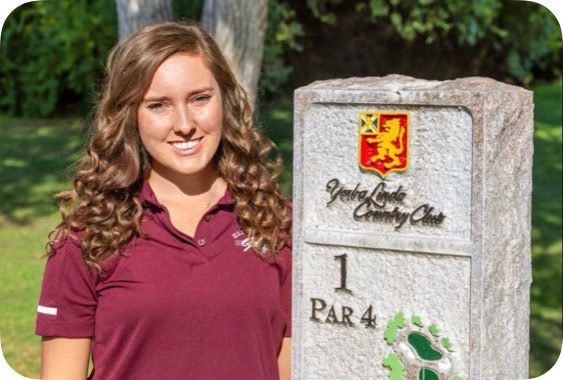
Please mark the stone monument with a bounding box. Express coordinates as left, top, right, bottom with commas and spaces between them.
292, 75, 533, 379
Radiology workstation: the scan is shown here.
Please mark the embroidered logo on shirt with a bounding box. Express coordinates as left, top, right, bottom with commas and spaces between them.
232, 229, 271, 254
232, 230, 252, 252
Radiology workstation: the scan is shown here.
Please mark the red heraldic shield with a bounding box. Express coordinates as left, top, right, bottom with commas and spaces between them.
358, 112, 409, 177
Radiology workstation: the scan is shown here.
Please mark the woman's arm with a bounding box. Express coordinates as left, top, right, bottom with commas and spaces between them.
41, 337, 91, 380
278, 337, 291, 380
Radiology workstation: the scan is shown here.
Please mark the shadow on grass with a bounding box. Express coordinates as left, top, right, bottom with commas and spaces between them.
0, 118, 85, 226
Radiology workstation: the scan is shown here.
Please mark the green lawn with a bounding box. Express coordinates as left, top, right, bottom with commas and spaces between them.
528, 79, 563, 377
0, 80, 561, 378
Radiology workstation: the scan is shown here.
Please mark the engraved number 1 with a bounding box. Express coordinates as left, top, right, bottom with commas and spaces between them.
334, 254, 352, 294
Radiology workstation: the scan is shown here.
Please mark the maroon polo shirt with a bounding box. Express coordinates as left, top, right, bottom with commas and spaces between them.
36, 181, 292, 380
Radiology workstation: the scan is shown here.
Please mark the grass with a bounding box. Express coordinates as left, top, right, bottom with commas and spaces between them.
0, 118, 85, 376
528, 78, 563, 377
0, 80, 561, 378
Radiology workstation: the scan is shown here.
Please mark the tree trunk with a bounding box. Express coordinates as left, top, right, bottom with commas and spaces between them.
115, 0, 173, 39
201, 0, 268, 108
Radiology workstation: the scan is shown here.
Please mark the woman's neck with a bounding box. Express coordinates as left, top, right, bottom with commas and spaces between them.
147, 166, 225, 203
146, 167, 227, 237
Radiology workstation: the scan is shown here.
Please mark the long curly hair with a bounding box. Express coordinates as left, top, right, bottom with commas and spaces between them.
50, 21, 291, 273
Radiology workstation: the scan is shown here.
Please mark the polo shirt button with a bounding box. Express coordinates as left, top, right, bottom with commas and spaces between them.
204, 214, 211, 222
197, 238, 206, 246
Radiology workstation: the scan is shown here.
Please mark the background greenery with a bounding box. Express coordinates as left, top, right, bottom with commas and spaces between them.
0, 0, 561, 116
0, 0, 561, 378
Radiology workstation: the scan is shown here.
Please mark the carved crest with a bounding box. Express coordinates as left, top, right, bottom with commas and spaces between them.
358, 112, 409, 177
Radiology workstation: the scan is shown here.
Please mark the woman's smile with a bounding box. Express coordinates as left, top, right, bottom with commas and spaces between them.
169, 137, 203, 152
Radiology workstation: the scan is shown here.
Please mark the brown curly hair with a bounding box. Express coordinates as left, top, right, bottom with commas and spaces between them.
50, 21, 291, 273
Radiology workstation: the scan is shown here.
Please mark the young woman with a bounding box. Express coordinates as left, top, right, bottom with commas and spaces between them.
36, 21, 292, 380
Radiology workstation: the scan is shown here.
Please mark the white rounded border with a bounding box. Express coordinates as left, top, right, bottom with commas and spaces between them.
0, 0, 560, 379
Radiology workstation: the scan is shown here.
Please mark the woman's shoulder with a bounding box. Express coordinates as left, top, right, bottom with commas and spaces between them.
48, 228, 122, 279
43, 228, 99, 282
49, 227, 84, 254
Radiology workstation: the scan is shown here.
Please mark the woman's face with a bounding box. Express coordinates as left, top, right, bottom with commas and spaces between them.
137, 53, 223, 182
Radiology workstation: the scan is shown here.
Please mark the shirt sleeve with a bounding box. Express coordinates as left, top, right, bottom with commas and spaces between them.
35, 234, 97, 338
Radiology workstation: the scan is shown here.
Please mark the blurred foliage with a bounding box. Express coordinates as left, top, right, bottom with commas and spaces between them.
354, 0, 505, 44
306, 0, 561, 86
0, 0, 118, 117
306, 0, 344, 25
500, 2, 562, 85
260, 0, 304, 97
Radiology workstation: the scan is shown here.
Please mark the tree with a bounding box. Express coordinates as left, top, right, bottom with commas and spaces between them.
201, 0, 268, 107
115, 0, 173, 39
0, 0, 118, 116
301, 0, 562, 85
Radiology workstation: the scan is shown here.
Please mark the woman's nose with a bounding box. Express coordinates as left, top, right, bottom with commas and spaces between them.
173, 106, 195, 135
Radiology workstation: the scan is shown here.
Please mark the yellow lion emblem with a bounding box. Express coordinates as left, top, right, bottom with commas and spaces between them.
366, 118, 405, 169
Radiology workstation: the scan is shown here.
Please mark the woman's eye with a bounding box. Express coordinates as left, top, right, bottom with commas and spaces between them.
148, 103, 164, 110
193, 95, 210, 103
